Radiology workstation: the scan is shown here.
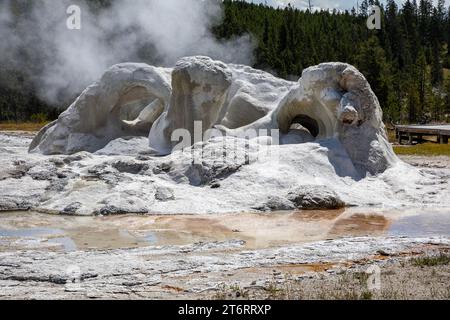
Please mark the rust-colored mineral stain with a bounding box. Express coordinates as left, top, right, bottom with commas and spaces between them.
276, 263, 336, 274
231, 263, 339, 280
328, 213, 391, 238
153, 216, 233, 235
0, 210, 391, 251
290, 209, 345, 222
3, 209, 448, 253
162, 285, 185, 292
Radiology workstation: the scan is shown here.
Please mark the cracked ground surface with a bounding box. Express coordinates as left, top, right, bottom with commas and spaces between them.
1, 234, 449, 299
0, 132, 449, 299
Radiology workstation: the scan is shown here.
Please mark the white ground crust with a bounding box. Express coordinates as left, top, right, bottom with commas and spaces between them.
0, 236, 448, 299
1, 132, 450, 215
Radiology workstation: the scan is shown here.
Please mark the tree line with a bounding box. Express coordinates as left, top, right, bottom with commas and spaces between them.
216, 0, 450, 124
1, 0, 450, 124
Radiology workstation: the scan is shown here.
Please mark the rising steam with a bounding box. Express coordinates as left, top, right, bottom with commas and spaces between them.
0, 0, 254, 105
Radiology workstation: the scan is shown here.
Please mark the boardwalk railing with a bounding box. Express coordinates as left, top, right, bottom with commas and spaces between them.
395, 125, 450, 145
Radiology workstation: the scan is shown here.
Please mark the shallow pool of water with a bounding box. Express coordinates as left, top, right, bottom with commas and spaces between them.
389, 211, 450, 237
0, 208, 449, 252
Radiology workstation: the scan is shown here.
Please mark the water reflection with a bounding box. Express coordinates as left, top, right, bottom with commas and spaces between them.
328, 214, 390, 237
0, 208, 448, 252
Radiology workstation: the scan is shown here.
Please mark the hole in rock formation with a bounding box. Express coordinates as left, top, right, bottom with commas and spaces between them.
289, 115, 320, 138
28, 63, 172, 155
19, 60, 448, 215
276, 99, 337, 141
28, 59, 398, 178
112, 86, 163, 135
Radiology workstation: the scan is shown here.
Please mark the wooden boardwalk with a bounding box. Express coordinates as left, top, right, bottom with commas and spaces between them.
395, 125, 450, 144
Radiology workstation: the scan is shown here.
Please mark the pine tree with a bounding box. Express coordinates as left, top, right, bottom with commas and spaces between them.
431, 40, 443, 86
354, 37, 396, 119
3, 0, 450, 123
444, 77, 450, 122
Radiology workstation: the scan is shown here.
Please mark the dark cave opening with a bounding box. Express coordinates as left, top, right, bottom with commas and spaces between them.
289, 115, 320, 138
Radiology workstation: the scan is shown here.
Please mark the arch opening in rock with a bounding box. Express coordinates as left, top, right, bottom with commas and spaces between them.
113, 86, 164, 135
28, 60, 398, 177
289, 115, 320, 138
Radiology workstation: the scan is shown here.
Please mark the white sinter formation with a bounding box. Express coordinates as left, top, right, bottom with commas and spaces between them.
0, 56, 445, 215
218, 62, 397, 176
29, 63, 172, 154
30, 57, 396, 176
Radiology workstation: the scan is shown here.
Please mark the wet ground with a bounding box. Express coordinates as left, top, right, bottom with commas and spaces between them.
0, 131, 449, 299
0, 208, 449, 299
0, 208, 449, 252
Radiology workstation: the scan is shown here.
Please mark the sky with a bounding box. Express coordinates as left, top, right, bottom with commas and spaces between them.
250, 0, 450, 11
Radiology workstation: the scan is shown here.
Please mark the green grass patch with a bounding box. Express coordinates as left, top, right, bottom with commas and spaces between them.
0, 121, 49, 132
411, 254, 450, 267
387, 128, 450, 157
394, 143, 450, 156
